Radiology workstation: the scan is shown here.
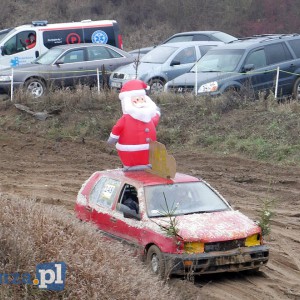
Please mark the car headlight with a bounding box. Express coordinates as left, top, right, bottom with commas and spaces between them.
0, 75, 12, 82
245, 234, 261, 247
198, 81, 218, 93
123, 74, 137, 80
184, 242, 204, 254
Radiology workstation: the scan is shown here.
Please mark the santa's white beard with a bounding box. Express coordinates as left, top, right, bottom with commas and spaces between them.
122, 95, 158, 122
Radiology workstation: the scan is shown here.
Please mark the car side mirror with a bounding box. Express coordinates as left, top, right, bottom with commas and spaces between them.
1, 46, 6, 56
170, 60, 180, 66
55, 59, 64, 65
243, 64, 255, 72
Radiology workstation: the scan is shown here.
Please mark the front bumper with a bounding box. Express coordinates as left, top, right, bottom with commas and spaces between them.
0, 81, 23, 93
164, 245, 269, 275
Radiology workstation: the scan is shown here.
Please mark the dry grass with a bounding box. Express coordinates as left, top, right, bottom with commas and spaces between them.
2, 86, 300, 164
0, 193, 180, 299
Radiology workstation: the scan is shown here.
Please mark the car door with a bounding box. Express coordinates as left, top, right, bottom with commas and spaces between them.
85, 45, 127, 86
241, 48, 272, 92
264, 42, 297, 96
110, 183, 143, 246
166, 46, 198, 82
51, 48, 87, 88
1, 30, 39, 68
87, 176, 122, 235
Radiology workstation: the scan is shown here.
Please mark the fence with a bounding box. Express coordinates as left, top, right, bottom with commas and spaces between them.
8, 67, 108, 102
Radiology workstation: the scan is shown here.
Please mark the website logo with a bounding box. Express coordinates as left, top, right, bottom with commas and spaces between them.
35, 262, 66, 291
92, 30, 108, 44
0, 262, 66, 291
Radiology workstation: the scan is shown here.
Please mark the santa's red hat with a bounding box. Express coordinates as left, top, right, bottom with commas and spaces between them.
119, 79, 149, 100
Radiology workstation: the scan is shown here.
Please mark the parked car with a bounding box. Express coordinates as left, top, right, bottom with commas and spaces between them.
164, 34, 300, 99
110, 41, 224, 93
0, 43, 134, 97
129, 31, 237, 57
75, 168, 269, 277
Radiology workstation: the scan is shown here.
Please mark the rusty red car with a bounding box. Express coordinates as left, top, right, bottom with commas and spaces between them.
75, 168, 269, 277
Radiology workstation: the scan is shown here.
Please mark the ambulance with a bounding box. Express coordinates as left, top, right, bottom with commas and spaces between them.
0, 19, 123, 70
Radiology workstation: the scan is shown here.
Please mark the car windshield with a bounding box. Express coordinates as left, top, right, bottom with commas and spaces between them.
141, 46, 177, 63
32, 48, 65, 65
191, 49, 244, 72
212, 32, 237, 43
145, 182, 229, 217
0, 28, 14, 43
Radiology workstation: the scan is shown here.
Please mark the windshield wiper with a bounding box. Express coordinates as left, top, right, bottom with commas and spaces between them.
203, 70, 220, 72
183, 208, 228, 215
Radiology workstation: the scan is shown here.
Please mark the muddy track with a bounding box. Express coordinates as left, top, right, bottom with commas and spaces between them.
1, 131, 299, 299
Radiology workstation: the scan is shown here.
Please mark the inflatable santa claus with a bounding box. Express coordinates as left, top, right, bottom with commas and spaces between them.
107, 79, 160, 170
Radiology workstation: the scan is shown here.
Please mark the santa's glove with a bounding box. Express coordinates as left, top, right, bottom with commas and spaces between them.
156, 106, 161, 116
107, 136, 118, 145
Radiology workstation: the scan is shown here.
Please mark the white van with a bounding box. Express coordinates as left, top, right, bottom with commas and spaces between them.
0, 19, 123, 70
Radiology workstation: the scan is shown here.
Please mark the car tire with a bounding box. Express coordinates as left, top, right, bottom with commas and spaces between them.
148, 78, 165, 94
146, 245, 166, 278
25, 78, 46, 98
292, 77, 300, 100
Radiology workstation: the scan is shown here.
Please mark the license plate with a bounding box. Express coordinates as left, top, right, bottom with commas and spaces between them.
111, 81, 122, 88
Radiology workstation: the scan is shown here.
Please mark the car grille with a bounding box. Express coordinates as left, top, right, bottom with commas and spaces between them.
112, 73, 125, 79
167, 85, 194, 93
205, 239, 245, 252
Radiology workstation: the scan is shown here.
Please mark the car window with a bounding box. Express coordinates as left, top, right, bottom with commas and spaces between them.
172, 47, 196, 64
198, 45, 216, 56
34, 48, 64, 64
0, 28, 14, 43
87, 46, 122, 61
61, 49, 85, 63
165, 35, 194, 43
193, 34, 211, 41
116, 184, 140, 215
265, 42, 292, 65
89, 177, 121, 208
145, 182, 229, 217
2, 30, 36, 55
141, 46, 178, 63
244, 49, 267, 69
211, 32, 237, 43
287, 39, 300, 58
193, 49, 244, 72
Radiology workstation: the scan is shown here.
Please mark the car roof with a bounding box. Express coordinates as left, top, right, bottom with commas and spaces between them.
156, 41, 224, 48
211, 34, 300, 51
51, 43, 116, 50
171, 31, 224, 36
98, 169, 200, 186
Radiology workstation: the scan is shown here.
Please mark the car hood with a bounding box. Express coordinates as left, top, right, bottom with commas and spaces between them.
168, 71, 233, 86
152, 210, 260, 242
0, 63, 49, 75
129, 46, 155, 55
113, 61, 167, 76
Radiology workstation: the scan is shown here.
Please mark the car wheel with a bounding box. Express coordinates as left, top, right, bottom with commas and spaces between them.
148, 78, 165, 94
25, 78, 46, 98
146, 245, 166, 277
292, 77, 300, 100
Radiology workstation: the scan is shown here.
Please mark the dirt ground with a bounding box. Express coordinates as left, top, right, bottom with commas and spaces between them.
0, 126, 300, 299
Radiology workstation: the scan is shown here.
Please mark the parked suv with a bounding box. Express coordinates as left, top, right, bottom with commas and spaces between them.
164, 34, 300, 100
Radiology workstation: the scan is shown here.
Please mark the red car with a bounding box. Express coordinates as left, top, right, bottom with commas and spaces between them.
75, 169, 269, 277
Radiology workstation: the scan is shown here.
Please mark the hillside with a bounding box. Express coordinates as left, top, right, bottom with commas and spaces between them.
1, 0, 300, 50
